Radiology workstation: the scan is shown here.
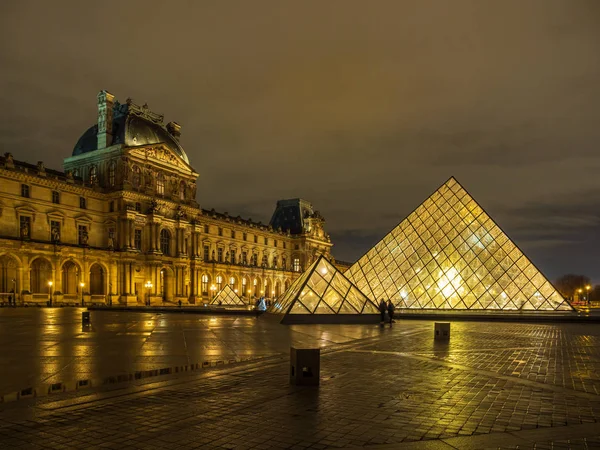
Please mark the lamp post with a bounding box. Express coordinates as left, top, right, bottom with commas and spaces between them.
80, 282, 85, 306
48, 281, 53, 307
145, 281, 153, 306
577, 288, 583, 304
586, 285, 592, 305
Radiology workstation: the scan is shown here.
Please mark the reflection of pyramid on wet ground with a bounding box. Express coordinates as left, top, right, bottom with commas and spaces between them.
345, 177, 573, 312
271, 255, 379, 323
210, 285, 245, 306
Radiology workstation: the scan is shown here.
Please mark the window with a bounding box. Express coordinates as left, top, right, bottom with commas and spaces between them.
109, 201, 114, 212
218, 227, 223, 237
135, 202, 141, 212
262, 255, 268, 267
294, 244, 299, 250
78, 225, 88, 245
217, 248, 223, 263
254, 235, 258, 243
203, 245, 210, 261
20, 216, 31, 239
229, 277, 235, 289
230, 250, 236, 264
89, 166, 98, 184
242, 278, 247, 295
21, 184, 30, 198
283, 242, 286, 249
293, 258, 301, 272
204, 224, 209, 234
108, 161, 116, 186
134, 229, 142, 250
282, 257, 287, 270
160, 229, 170, 255
50, 220, 60, 242
132, 166, 141, 188
201, 274, 209, 295
242, 251, 247, 265
252, 254, 258, 266
216, 275, 223, 291
79, 197, 86, 209
51, 191, 60, 204
264, 237, 268, 245
243, 232, 247, 241
156, 173, 165, 195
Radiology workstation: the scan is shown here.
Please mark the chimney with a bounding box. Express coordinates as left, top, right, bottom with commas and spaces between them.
97, 90, 115, 149
167, 121, 181, 141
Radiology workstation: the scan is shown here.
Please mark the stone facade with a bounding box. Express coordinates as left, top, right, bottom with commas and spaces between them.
0, 91, 332, 306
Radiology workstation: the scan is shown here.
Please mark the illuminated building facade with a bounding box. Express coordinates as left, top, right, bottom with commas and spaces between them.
345, 177, 573, 312
0, 91, 332, 306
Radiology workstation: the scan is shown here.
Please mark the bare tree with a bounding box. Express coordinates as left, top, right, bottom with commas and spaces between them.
554, 274, 591, 300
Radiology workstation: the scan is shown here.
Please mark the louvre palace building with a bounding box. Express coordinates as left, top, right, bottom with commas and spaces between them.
0, 91, 334, 306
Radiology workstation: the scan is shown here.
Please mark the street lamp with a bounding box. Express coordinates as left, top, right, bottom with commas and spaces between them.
586, 285, 592, 304
577, 288, 583, 304
80, 282, 85, 306
48, 281, 53, 306
145, 281, 153, 306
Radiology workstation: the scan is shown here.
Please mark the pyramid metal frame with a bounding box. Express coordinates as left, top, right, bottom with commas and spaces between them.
210, 284, 246, 306
345, 177, 573, 312
271, 255, 380, 322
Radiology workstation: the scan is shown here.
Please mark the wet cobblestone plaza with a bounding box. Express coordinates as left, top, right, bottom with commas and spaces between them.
1, 309, 600, 449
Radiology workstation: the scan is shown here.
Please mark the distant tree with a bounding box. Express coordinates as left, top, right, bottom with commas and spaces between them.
554, 274, 591, 299
591, 285, 600, 303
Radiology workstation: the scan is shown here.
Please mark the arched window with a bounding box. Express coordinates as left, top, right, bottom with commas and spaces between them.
216, 275, 223, 291
30, 258, 52, 294
160, 229, 170, 255
89, 264, 105, 295
132, 166, 141, 188
242, 277, 248, 296
229, 276, 235, 289
0, 255, 18, 294
108, 161, 116, 186
201, 274, 209, 295
156, 173, 165, 196
282, 257, 287, 270
179, 182, 186, 201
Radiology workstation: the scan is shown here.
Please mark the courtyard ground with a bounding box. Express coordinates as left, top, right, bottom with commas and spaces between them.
1, 309, 600, 449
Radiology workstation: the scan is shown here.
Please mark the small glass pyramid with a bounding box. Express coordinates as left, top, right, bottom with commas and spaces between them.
210, 284, 246, 306
271, 255, 379, 315
345, 177, 573, 312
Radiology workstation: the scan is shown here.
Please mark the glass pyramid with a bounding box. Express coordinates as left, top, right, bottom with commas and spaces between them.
271, 255, 379, 315
210, 284, 246, 306
345, 177, 573, 312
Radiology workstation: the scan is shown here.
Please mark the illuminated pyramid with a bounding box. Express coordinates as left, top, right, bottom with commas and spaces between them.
271, 255, 379, 322
210, 284, 245, 306
345, 177, 573, 312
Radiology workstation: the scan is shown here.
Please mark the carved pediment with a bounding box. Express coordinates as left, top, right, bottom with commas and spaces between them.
128, 145, 191, 173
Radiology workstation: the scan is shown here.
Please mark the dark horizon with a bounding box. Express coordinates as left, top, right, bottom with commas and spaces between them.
1, 0, 599, 282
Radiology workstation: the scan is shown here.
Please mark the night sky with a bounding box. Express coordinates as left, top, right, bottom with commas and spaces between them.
1, 1, 599, 282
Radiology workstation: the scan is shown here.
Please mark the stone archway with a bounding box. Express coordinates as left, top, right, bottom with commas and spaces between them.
89, 263, 105, 295
0, 255, 19, 302
61, 260, 81, 295
265, 278, 272, 299
274, 280, 281, 299
30, 257, 53, 294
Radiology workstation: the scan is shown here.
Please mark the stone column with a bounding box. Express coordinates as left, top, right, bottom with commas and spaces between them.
129, 219, 135, 249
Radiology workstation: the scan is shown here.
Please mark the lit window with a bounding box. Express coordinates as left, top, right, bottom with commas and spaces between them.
134, 229, 142, 250
229, 277, 235, 288
293, 258, 301, 272
216, 275, 223, 291
21, 184, 30, 198
78, 225, 88, 245
89, 165, 98, 184
108, 161, 116, 186
217, 248, 223, 262
20, 216, 31, 239
160, 229, 170, 255
51, 191, 60, 204
156, 173, 165, 195
201, 274, 209, 295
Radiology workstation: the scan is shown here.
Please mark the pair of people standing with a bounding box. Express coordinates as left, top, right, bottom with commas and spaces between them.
378, 299, 395, 326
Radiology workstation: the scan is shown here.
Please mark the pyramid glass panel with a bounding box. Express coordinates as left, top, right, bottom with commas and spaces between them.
210, 285, 245, 306
346, 177, 572, 312
273, 255, 378, 317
